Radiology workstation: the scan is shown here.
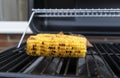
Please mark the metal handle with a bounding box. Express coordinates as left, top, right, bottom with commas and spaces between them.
17, 12, 35, 48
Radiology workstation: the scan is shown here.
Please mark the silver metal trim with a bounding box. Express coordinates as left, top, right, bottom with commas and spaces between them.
17, 12, 35, 48
32, 9, 120, 17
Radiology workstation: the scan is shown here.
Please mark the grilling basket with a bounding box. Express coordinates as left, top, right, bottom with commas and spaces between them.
0, 0, 120, 78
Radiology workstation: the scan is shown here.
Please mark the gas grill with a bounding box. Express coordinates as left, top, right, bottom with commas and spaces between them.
0, 0, 120, 78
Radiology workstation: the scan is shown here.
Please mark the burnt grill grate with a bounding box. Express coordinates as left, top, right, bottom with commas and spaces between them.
0, 42, 120, 78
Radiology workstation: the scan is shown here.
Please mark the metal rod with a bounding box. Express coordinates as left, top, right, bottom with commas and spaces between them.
56, 58, 63, 74
7, 56, 30, 72
17, 12, 35, 48
23, 57, 44, 73
0, 53, 26, 71
75, 58, 79, 76
85, 56, 91, 77
90, 52, 103, 77
18, 57, 37, 73
63, 58, 71, 76
40, 57, 53, 74
52, 58, 62, 75
0, 52, 22, 67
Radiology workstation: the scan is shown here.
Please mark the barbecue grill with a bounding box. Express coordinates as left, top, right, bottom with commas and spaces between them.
0, 0, 120, 78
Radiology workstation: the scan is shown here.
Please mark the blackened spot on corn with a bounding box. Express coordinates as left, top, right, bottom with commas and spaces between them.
58, 47, 60, 49
59, 44, 65, 46
42, 42, 44, 45
78, 51, 81, 53
66, 51, 72, 53
72, 47, 74, 49
40, 46, 44, 48
59, 54, 62, 56
51, 51, 56, 53
40, 53, 44, 55
32, 45, 36, 50
66, 51, 68, 53
49, 46, 55, 49
51, 53, 54, 55
41, 49, 45, 52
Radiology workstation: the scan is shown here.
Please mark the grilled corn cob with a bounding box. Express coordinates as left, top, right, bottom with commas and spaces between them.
26, 34, 87, 58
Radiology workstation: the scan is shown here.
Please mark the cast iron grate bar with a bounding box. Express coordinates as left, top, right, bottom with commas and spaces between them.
52, 58, 62, 75
114, 44, 120, 53
67, 58, 78, 75
100, 44, 120, 72
0, 50, 13, 57
85, 56, 91, 77
40, 57, 54, 74
0, 53, 27, 72
63, 58, 71, 76
18, 57, 38, 73
59, 58, 78, 76
90, 51, 104, 78
0, 46, 24, 57
0, 52, 17, 61
104, 44, 120, 61
93, 43, 118, 78
44, 57, 62, 75
6, 56, 36, 72
54, 58, 64, 75
0, 47, 25, 63
0, 51, 24, 67
6, 56, 30, 72
110, 44, 120, 54
75, 58, 79, 76
23, 57, 44, 74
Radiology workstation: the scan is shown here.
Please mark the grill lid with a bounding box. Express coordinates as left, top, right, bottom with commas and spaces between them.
29, 0, 120, 36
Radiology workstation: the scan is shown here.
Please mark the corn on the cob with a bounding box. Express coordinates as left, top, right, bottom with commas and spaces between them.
26, 34, 87, 58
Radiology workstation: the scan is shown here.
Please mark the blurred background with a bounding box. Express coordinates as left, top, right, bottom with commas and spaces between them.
0, 0, 30, 50
0, 0, 28, 21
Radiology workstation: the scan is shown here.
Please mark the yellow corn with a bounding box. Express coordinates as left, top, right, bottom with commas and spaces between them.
26, 34, 87, 58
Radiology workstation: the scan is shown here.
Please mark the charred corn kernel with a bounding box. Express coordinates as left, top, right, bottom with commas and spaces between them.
26, 34, 87, 58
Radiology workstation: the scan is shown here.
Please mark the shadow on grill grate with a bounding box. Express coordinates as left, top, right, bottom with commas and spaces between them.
0, 42, 120, 78
0, 44, 38, 73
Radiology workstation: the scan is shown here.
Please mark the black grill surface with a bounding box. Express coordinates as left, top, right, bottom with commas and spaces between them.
0, 42, 120, 78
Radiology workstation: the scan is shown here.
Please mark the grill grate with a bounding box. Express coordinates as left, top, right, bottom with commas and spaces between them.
0, 42, 120, 78
0, 44, 38, 73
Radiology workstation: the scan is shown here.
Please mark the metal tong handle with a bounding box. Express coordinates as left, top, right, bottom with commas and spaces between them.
17, 12, 35, 48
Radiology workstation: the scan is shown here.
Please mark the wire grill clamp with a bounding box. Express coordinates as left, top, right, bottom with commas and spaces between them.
17, 8, 120, 48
